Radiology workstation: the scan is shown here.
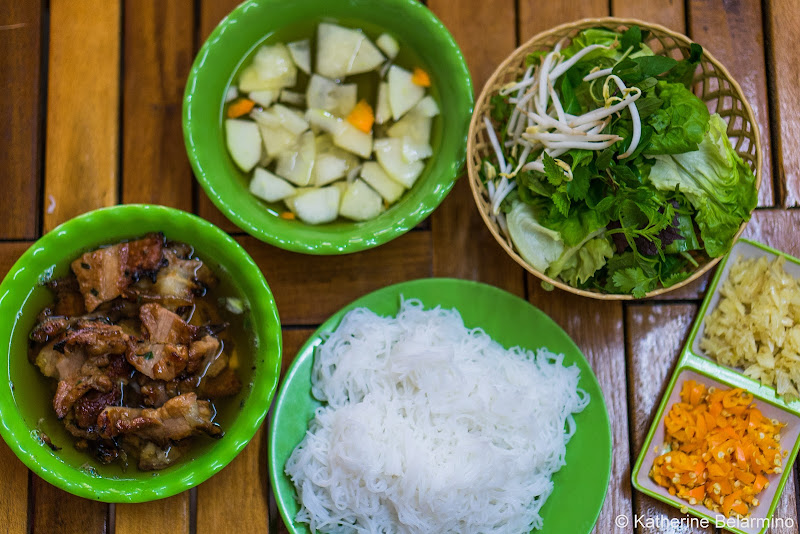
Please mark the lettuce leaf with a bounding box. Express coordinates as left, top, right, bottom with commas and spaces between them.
551, 237, 615, 287
506, 202, 564, 273
644, 81, 709, 155
648, 113, 757, 257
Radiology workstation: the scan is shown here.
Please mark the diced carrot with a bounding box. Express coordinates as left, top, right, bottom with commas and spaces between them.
735, 445, 746, 464
346, 99, 375, 134
650, 380, 787, 518
688, 485, 705, 502
279, 211, 295, 220
411, 67, 431, 87
731, 502, 749, 517
227, 98, 256, 118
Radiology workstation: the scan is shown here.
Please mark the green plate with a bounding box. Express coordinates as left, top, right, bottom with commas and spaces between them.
0, 205, 282, 502
183, 0, 473, 254
269, 278, 611, 533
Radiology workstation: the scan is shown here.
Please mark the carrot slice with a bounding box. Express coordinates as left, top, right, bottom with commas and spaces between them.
227, 98, 256, 118
411, 67, 431, 87
279, 211, 295, 220
346, 99, 375, 133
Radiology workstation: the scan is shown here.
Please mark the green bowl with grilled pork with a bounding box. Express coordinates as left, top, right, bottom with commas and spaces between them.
0, 204, 281, 502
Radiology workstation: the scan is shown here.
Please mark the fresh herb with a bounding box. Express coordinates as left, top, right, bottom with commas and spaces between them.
140, 351, 154, 360
80, 262, 91, 270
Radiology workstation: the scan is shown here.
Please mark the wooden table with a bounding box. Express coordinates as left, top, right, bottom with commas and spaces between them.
2, 0, 799, 532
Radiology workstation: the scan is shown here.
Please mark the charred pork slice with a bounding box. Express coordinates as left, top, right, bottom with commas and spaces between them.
30, 316, 73, 344
97, 392, 221, 442
35, 343, 85, 381
47, 276, 86, 317
73, 388, 121, 429
139, 303, 195, 344
56, 321, 130, 356
53, 372, 114, 419
186, 335, 222, 375
126, 342, 188, 381
71, 233, 164, 312
151, 250, 203, 306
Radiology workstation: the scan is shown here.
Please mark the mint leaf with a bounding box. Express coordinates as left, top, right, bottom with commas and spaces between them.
551, 190, 570, 217
567, 166, 591, 201
636, 55, 678, 78
543, 153, 567, 186
621, 25, 642, 51
596, 147, 615, 170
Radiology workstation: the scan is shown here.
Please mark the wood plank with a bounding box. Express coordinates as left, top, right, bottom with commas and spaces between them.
612, 0, 685, 32
0, 0, 43, 239
768, 471, 799, 534
115, 494, 190, 534
527, 280, 632, 532
426, 0, 524, 295
518, 0, 607, 39
741, 209, 800, 257
0, 440, 27, 534
195, 0, 242, 231
121, 0, 194, 209
196, 425, 269, 534
689, 0, 774, 207
31, 475, 107, 534
280, 328, 315, 378
0, 242, 33, 279
626, 303, 714, 534
239, 231, 432, 326
270, 327, 315, 534
766, 0, 800, 207
43, 0, 121, 232
33, 2, 119, 530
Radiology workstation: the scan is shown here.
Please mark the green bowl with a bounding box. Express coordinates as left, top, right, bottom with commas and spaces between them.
269, 279, 611, 533
183, 0, 473, 254
0, 205, 282, 502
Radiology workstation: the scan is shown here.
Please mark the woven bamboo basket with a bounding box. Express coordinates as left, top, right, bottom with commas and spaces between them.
467, 17, 762, 300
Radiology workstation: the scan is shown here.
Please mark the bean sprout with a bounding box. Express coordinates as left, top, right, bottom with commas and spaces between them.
483, 35, 642, 211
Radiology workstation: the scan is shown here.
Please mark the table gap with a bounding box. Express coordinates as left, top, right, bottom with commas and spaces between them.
35, 0, 50, 240
116, 5, 125, 207
760, 0, 784, 208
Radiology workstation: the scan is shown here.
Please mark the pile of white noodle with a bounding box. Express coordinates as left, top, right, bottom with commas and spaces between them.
285, 299, 589, 533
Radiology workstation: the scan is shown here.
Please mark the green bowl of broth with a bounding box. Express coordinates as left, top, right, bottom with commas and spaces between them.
183, 0, 473, 254
0, 204, 282, 502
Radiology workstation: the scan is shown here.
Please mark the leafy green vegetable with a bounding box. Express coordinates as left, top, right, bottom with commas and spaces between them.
543, 203, 610, 248
648, 113, 758, 257
506, 202, 565, 272
560, 76, 582, 115
525, 50, 548, 67
543, 153, 568, 186
554, 237, 615, 287
644, 81, 710, 155
613, 55, 678, 85
663, 43, 703, 88
489, 94, 512, 124
620, 25, 642, 52
561, 28, 622, 60
611, 267, 655, 298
